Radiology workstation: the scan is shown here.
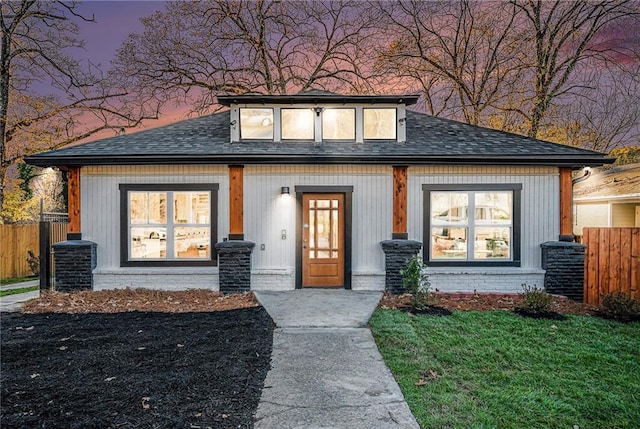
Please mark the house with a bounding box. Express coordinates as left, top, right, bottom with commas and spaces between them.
25, 92, 611, 294
573, 163, 640, 237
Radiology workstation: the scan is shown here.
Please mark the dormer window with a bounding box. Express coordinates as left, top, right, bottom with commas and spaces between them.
364, 108, 396, 140
323, 108, 355, 140
240, 108, 273, 140
282, 108, 315, 140
222, 92, 417, 144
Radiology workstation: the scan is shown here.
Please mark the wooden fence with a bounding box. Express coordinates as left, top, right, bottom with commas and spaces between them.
0, 224, 40, 279
583, 227, 640, 305
1, 222, 69, 281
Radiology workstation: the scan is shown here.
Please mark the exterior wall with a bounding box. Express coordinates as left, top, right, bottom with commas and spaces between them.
244, 165, 392, 291
574, 202, 609, 235
81, 164, 558, 293
81, 165, 227, 290
428, 268, 545, 293
612, 203, 638, 227
409, 166, 558, 292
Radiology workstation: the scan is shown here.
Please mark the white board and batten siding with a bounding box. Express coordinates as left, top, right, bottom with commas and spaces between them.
408, 166, 558, 292
244, 165, 392, 291
80, 164, 559, 293
81, 165, 228, 291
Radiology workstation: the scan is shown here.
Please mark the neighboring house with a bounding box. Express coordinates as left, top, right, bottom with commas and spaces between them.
25, 91, 610, 293
573, 163, 640, 237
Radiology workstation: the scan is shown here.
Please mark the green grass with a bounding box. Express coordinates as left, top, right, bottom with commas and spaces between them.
0, 276, 36, 286
370, 309, 640, 429
0, 286, 39, 297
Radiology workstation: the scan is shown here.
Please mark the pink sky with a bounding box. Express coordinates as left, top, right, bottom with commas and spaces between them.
74, 1, 190, 141
69, 1, 639, 144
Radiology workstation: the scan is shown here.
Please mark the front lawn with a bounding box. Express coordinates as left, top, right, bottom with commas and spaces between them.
370, 309, 640, 429
0, 286, 38, 297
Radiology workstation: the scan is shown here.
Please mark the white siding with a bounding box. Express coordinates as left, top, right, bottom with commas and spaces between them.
81, 165, 227, 289
81, 164, 560, 293
245, 165, 392, 290
574, 202, 609, 235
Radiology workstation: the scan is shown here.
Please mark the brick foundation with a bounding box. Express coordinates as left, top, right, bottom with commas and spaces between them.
52, 240, 97, 292
380, 240, 422, 294
215, 240, 255, 294
540, 241, 586, 302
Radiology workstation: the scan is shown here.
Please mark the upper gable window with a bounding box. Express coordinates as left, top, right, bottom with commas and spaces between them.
240, 108, 273, 140
364, 108, 396, 140
323, 108, 355, 140
281, 108, 315, 140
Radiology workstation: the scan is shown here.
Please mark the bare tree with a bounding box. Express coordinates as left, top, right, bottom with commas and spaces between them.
374, 0, 526, 124
552, 64, 640, 152
511, 0, 639, 138
0, 0, 158, 215
111, 0, 381, 116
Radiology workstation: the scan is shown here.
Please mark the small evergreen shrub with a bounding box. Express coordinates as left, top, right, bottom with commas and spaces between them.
521, 283, 553, 313
401, 256, 431, 309
601, 293, 640, 321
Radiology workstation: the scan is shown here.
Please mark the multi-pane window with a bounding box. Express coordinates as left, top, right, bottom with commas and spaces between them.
240, 108, 273, 139
363, 108, 396, 139
281, 108, 315, 140
424, 184, 521, 266
322, 108, 355, 140
237, 106, 398, 142
120, 184, 218, 266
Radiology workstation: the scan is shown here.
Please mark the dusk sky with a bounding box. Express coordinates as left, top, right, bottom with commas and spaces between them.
76, 1, 164, 66
43, 1, 640, 144
74, 1, 187, 135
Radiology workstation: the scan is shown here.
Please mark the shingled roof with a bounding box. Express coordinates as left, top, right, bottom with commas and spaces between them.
26, 109, 610, 168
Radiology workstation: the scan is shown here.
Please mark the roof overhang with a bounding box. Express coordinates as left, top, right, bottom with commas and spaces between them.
25, 153, 613, 169
217, 93, 420, 106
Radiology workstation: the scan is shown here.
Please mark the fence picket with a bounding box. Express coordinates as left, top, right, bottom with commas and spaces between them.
583, 227, 640, 305
1, 221, 68, 281
0, 224, 39, 279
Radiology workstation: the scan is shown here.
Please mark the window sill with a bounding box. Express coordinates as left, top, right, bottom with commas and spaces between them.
425, 267, 544, 275
95, 267, 219, 275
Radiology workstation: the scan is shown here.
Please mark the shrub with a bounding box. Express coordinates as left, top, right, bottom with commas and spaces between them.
521, 284, 552, 313
401, 256, 431, 309
601, 293, 640, 321
27, 250, 39, 276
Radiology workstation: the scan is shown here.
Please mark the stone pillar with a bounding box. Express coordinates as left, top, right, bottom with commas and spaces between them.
52, 240, 97, 292
380, 240, 422, 294
540, 241, 586, 302
215, 240, 255, 294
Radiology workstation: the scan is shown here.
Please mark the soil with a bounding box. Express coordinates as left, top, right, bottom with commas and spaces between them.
1, 305, 274, 428
396, 305, 453, 317
380, 291, 599, 316
21, 288, 257, 314
513, 307, 567, 320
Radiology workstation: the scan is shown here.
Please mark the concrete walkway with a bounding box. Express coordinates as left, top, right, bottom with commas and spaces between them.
0, 280, 40, 312
254, 290, 420, 429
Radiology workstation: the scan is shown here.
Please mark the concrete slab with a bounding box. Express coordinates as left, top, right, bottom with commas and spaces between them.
254, 290, 383, 328
0, 290, 39, 312
254, 328, 419, 429
254, 289, 419, 428
0, 279, 39, 291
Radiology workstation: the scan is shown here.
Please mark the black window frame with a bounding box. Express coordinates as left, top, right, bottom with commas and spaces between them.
422, 184, 522, 267
119, 183, 219, 267
363, 107, 397, 140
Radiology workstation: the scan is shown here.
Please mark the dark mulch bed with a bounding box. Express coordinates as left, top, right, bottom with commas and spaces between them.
513, 307, 567, 321
396, 305, 453, 317
0, 307, 274, 429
